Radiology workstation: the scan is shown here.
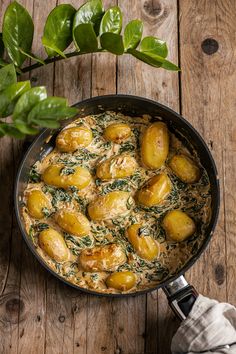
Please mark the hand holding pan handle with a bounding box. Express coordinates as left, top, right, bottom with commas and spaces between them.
163, 275, 199, 320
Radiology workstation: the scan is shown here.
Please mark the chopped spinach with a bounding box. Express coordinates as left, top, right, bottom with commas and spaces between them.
64, 233, 93, 250
42, 207, 51, 218
138, 226, 150, 237
101, 179, 131, 194
35, 223, 49, 232
119, 142, 135, 153
90, 273, 99, 281
75, 149, 98, 163
60, 167, 75, 175
95, 178, 102, 186
29, 165, 41, 183
43, 186, 72, 207
102, 141, 112, 149
126, 196, 134, 210
29, 226, 35, 242
74, 194, 88, 212
56, 158, 77, 167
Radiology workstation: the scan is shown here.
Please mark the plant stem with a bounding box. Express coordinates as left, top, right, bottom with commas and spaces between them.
21, 49, 104, 73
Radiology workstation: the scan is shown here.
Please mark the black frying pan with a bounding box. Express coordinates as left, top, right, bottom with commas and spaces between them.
14, 95, 220, 320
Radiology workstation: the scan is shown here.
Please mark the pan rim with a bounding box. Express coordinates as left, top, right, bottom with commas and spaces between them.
14, 94, 220, 297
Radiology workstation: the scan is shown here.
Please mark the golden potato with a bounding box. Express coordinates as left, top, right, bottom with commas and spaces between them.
88, 191, 133, 221
141, 122, 169, 169
137, 173, 171, 207
104, 123, 131, 143
79, 244, 126, 271
27, 189, 51, 219
38, 228, 69, 262
42, 164, 91, 190
106, 271, 136, 291
56, 126, 93, 152
97, 154, 137, 180
169, 154, 200, 183
162, 210, 196, 242
55, 209, 90, 237
126, 224, 160, 261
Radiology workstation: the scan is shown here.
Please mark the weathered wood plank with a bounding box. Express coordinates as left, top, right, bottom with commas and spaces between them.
17, 1, 57, 353
86, 1, 118, 354
0, 1, 38, 353
212, 0, 236, 305
44, 0, 91, 353
117, 1, 179, 353
179, 0, 229, 304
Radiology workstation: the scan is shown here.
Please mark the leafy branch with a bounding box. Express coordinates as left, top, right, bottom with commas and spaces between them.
0, 0, 179, 139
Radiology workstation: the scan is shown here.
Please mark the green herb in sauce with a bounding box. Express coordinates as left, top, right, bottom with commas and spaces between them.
23, 111, 212, 294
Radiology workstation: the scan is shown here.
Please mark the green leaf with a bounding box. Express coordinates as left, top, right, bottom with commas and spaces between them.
0, 123, 25, 138
2, 1, 34, 67
0, 64, 17, 92
13, 86, 47, 122
42, 38, 67, 59
14, 120, 39, 135
0, 81, 31, 117
34, 119, 61, 129
123, 20, 143, 50
99, 6, 122, 35
140, 36, 168, 58
73, 0, 104, 42
161, 59, 180, 71
128, 49, 164, 68
73, 23, 98, 52
19, 48, 45, 65
28, 97, 78, 124
0, 33, 4, 57
42, 4, 76, 58
100, 33, 124, 55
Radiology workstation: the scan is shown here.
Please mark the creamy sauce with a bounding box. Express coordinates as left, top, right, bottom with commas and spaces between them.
22, 112, 212, 293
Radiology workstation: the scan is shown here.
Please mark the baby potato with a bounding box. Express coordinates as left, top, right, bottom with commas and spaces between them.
141, 122, 169, 169
162, 210, 196, 242
27, 189, 51, 219
42, 164, 91, 190
79, 244, 127, 272
96, 154, 137, 180
104, 123, 131, 143
56, 126, 93, 152
137, 173, 171, 207
88, 191, 133, 221
106, 271, 136, 291
55, 209, 90, 237
169, 154, 200, 183
38, 228, 69, 262
126, 224, 160, 261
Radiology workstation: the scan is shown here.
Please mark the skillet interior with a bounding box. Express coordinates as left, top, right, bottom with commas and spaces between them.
14, 95, 220, 297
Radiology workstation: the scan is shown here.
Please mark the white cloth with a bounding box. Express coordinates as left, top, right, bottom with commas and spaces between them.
171, 294, 236, 354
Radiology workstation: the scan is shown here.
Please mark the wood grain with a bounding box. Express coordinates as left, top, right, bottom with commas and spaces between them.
47, 0, 91, 353
117, 1, 179, 353
0, 1, 36, 353
18, 1, 57, 353
179, 0, 233, 303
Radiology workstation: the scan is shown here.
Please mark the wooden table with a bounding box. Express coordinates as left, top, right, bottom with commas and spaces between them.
0, 0, 235, 353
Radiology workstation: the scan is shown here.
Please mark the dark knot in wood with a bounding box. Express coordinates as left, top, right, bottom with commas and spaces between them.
214, 264, 225, 285
58, 314, 65, 323
201, 38, 219, 55
143, 0, 162, 17
1, 297, 26, 324
6, 298, 24, 315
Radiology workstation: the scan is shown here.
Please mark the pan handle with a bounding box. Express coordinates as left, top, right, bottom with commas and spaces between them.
163, 275, 199, 320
